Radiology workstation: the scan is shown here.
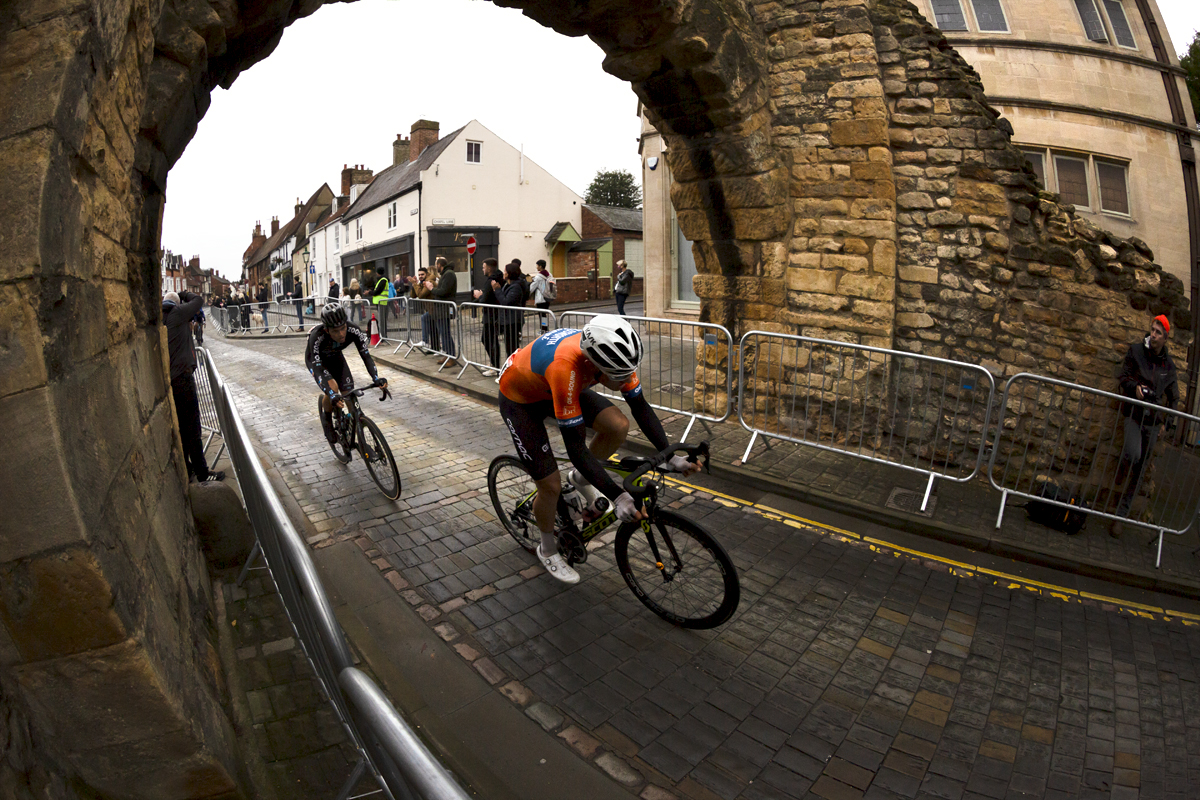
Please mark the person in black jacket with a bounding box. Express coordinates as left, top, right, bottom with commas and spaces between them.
1109, 314, 1178, 537
162, 291, 223, 482
431, 259, 457, 362
328, 277, 340, 303
473, 258, 502, 370
256, 283, 270, 333
498, 261, 530, 358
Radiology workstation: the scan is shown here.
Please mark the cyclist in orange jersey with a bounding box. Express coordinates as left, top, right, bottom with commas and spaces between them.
498, 315, 700, 583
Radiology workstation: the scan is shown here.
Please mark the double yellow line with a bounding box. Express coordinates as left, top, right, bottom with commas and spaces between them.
658, 471, 1200, 626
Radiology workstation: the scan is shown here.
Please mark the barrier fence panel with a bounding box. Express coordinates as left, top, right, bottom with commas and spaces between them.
194, 350, 226, 465
376, 296, 413, 348
738, 331, 996, 510
197, 347, 471, 800
559, 312, 734, 442
457, 303, 555, 379
401, 298, 459, 368
987, 373, 1200, 566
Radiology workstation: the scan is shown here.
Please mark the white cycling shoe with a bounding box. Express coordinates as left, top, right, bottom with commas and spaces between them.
536, 544, 580, 585
568, 469, 603, 507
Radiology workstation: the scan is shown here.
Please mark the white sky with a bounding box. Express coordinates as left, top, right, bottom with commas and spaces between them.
164, 0, 1200, 282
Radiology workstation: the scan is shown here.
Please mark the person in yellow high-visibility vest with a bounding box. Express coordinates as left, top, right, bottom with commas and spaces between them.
370, 267, 391, 340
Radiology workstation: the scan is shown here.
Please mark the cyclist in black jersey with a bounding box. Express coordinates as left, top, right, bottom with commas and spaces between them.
306, 304, 386, 444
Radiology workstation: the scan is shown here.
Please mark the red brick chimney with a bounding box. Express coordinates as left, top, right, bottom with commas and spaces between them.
393, 135, 411, 166
341, 163, 374, 195
270, 216, 279, 235
410, 120, 439, 161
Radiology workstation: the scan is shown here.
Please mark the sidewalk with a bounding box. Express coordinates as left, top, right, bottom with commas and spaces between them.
363, 338, 1200, 599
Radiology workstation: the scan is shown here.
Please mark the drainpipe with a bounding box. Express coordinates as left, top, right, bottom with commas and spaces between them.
1131, 0, 1200, 410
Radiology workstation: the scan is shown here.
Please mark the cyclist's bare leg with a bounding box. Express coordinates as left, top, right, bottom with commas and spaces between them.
588, 406, 630, 461
533, 471, 561, 554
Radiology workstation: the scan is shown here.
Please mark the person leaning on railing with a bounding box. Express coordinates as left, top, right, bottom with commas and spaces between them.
1109, 314, 1178, 538
473, 258, 503, 372
162, 290, 224, 483
498, 261, 530, 358
430, 258, 457, 364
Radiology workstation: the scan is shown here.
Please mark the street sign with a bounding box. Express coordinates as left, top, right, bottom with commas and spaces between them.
466, 236, 477, 255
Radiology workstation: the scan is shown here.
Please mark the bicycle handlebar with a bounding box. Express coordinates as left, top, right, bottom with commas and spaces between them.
621, 441, 710, 499
334, 378, 390, 402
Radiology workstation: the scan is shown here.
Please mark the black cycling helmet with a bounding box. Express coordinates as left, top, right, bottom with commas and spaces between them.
321, 303, 348, 328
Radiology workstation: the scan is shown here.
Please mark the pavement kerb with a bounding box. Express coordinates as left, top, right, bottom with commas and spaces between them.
366, 350, 1200, 602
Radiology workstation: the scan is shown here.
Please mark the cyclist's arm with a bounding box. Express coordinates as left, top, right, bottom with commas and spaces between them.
623, 388, 670, 454
306, 331, 337, 396
349, 325, 381, 381
560, 426, 623, 500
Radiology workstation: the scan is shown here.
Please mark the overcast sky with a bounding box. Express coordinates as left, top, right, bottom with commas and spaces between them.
163, 0, 1200, 282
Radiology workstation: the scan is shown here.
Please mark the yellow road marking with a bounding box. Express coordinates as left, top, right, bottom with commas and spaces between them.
651, 466, 1194, 624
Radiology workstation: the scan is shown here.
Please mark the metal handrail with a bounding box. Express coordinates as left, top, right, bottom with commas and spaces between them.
558, 311, 734, 441
197, 347, 470, 800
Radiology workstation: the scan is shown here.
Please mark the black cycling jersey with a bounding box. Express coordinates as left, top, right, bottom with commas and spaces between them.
305, 323, 378, 397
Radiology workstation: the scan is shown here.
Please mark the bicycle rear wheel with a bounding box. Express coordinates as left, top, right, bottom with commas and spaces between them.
615, 509, 740, 629
358, 414, 401, 500
324, 399, 352, 464
487, 456, 539, 553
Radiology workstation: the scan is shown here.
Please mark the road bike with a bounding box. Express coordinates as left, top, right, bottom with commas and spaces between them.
487, 442, 740, 629
326, 379, 402, 500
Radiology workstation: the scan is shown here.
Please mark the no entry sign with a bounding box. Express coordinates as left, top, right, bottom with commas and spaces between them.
466, 236, 477, 255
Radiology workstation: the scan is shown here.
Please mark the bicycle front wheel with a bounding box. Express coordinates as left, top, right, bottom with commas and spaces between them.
487, 456, 539, 553
615, 509, 740, 629
358, 415, 401, 500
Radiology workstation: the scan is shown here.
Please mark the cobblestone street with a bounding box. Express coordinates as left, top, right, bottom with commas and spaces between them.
209, 335, 1200, 800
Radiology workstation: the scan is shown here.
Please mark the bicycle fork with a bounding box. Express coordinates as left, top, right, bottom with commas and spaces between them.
639, 519, 682, 582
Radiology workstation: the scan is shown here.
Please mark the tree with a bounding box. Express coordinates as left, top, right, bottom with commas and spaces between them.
1184, 30, 1200, 126
585, 169, 641, 208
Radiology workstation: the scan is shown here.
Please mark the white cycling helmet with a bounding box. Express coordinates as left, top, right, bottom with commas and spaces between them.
580, 314, 643, 380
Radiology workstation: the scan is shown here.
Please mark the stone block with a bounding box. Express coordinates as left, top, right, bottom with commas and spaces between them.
188, 482, 255, 570
852, 299, 894, 320
840, 273, 895, 301
0, 281, 49, 396
822, 253, 870, 272
0, 387, 89, 562
0, 129, 56, 282
830, 118, 888, 146
898, 265, 939, 283
789, 291, 849, 312
828, 78, 883, 99
819, 218, 897, 239
873, 240, 897, 276
787, 269, 839, 294
0, 17, 91, 144
850, 198, 895, 220
0, 547, 127, 662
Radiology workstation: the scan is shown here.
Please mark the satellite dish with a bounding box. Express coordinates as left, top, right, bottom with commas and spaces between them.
647, 157, 659, 170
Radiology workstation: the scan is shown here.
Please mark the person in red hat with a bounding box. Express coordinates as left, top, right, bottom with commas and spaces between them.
1109, 314, 1178, 537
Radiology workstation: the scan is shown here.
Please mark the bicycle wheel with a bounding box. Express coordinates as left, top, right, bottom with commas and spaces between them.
488, 456, 540, 553
615, 509, 740, 629
358, 414, 401, 500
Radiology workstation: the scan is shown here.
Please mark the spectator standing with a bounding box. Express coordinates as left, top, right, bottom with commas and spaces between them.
498, 261, 530, 358
256, 282, 269, 333
346, 278, 365, 323
328, 277, 340, 304
614, 259, 634, 316
1109, 314, 1178, 538
369, 266, 391, 340
238, 289, 251, 331
291, 286, 305, 332
408, 267, 436, 351
162, 291, 223, 482
473, 258, 502, 371
430, 258, 458, 364
530, 260, 555, 333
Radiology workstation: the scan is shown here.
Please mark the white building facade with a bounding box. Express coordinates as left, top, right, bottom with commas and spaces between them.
338, 119, 584, 296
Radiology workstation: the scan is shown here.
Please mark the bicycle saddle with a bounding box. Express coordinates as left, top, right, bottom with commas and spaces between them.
616, 456, 651, 471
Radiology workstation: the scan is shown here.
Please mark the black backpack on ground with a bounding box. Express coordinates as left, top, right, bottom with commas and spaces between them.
1024, 478, 1089, 535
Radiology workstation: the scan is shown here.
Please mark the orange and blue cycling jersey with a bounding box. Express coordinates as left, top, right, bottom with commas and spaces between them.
499, 329, 641, 427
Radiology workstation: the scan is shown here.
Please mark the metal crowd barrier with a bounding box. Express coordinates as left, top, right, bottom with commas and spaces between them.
559, 311, 734, 442
197, 347, 471, 800
376, 296, 414, 348
737, 331, 996, 511
400, 298, 459, 369
194, 349, 226, 465
457, 303, 555, 379
988, 373, 1200, 565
